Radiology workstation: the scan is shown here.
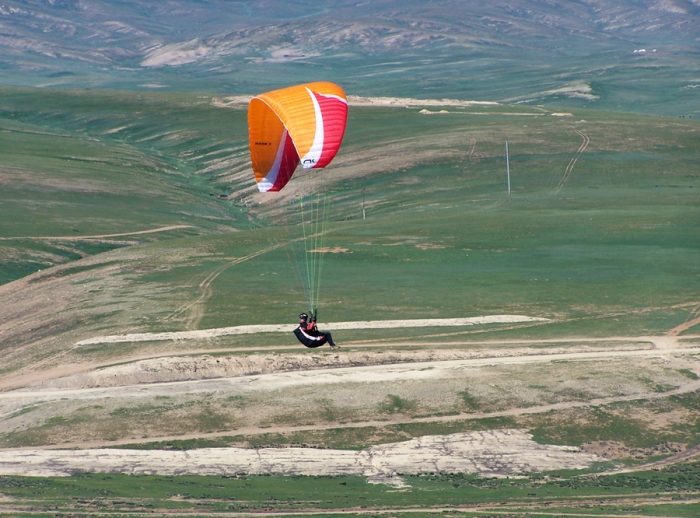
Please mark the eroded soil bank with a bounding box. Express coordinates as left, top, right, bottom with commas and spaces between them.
36, 341, 651, 390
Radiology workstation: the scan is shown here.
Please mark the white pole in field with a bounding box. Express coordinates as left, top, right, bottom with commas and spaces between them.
505, 141, 511, 194
361, 187, 366, 220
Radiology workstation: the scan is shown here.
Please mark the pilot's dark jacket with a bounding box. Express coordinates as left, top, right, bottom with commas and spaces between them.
294, 321, 331, 348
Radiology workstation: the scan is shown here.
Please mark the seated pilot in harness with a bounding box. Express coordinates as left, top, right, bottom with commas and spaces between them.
293, 313, 340, 350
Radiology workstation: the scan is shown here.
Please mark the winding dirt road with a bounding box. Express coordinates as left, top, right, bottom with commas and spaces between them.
165, 242, 289, 330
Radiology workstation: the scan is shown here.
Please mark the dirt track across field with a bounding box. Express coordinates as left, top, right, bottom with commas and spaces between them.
0, 225, 193, 241
8, 376, 700, 453
76, 315, 549, 345
1, 333, 697, 393
555, 127, 589, 192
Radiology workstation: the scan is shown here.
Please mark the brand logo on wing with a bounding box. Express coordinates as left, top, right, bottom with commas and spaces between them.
303, 158, 316, 165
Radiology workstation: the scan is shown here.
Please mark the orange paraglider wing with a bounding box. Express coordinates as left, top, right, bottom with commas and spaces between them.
248, 82, 348, 192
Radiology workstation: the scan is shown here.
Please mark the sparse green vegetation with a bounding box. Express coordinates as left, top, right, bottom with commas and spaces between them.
458, 388, 481, 411
527, 391, 700, 449
678, 369, 699, 381
104, 390, 700, 454
2, 461, 700, 516
378, 394, 417, 415
7, 405, 40, 420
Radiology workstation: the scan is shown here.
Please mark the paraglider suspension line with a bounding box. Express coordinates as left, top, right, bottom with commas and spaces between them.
282, 198, 307, 302
298, 193, 329, 314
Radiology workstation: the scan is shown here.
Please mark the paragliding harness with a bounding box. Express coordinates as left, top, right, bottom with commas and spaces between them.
294, 310, 335, 348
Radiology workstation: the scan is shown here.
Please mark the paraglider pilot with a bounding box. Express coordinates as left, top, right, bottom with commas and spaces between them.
294, 313, 340, 350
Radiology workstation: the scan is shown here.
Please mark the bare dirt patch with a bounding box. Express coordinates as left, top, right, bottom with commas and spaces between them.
582, 440, 686, 460
141, 41, 213, 67
212, 96, 500, 109
0, 429, 600, 478
348, 96, 500, 108
415, 243, 446, 250
633, 407, 697, 431
419, 109, 450, 115
668, 304, 700, 336
308, 247, 351, 254
35, 342, 659, 391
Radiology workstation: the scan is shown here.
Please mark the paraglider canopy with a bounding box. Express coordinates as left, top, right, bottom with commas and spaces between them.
248, 82, 348, 192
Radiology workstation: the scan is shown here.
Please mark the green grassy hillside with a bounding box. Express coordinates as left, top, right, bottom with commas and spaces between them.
1, 89, 700, 514
0, 87, 253, 284
0, 87, 698, 375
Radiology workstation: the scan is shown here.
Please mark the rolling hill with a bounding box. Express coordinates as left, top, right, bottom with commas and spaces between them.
1, 2, 700, 515
0, 90, 699, 511
0, 0, 698, 114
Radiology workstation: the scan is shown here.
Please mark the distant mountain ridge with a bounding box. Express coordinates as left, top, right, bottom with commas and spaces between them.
0, 0, 698, 113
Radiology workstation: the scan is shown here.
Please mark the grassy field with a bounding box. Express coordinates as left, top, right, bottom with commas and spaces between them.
1, 462, 700, 516
3, 87, 698, 344
0, 87, 252, 284
1, 86, 699, 512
